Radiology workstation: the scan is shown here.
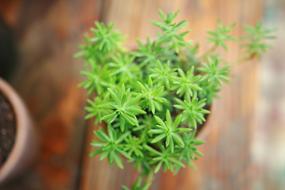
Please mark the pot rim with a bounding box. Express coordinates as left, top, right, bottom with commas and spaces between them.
0, 78, 33, 181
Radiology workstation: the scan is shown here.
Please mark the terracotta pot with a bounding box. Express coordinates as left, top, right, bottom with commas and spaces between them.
0, 78, 37, 184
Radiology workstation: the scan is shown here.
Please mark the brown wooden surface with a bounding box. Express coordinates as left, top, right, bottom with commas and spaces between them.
0, 0, 101, 189
1, 0, 284, 190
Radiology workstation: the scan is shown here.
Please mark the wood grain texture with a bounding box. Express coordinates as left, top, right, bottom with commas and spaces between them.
79, 0, 264, 190
0, 0, 101, 189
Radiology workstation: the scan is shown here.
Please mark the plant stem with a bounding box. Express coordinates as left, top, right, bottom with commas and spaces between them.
132, 167, 155, 190
144, 171, 154, 190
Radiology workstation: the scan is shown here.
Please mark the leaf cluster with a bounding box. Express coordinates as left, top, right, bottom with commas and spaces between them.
77, 10, 274, 190
242, 23, 275, 58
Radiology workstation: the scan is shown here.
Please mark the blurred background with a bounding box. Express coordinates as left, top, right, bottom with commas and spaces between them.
0, 0, 284, 189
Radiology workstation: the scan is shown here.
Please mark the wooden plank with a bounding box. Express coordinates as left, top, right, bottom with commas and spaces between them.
251, 1, 285, 189
0, 0, 102, 189
80, 0, 264, 189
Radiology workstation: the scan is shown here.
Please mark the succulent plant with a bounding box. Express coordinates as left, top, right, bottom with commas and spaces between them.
76, 10, 274, 190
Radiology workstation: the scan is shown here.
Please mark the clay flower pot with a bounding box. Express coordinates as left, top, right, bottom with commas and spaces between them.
0, 78, 37, 183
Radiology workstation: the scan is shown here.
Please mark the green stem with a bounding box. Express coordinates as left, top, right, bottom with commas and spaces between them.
131, 168, 155, 190
144, 171, 154, 190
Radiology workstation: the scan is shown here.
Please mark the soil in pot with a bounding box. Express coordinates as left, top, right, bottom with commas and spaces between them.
0, 91, 16, 167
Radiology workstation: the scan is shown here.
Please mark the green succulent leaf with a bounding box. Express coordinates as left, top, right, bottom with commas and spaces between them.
90, 126, 129, 169
109, 54, 142, 83
91, 22, 123, 53
207, 22, 236, 49
174, 96, 209, 128
154, 10, 191, 52
76, 22, 123, 61
198, 55, 229, 103
200, 56, 229, 85
144, 144, 185, 173
85, 95, 112, 122
149, 110, 191, 152
105, 85, 145, 131
136, 79, 168, 114
123, 135, 144, 159
173, 67, 203, 99
243, 23, 275, 58
149, 61, 177, 89
133, 39, 162, 68
179, 134, 204, 166
80, 61, 114, 95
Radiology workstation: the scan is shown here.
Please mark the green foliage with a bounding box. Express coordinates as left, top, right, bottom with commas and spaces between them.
154, 10, 191, 52
243, 23, 275, 58
77, 10, 274, 190
149, 61, 177, 89
144, 144, 185, 173
109, 54, 142, 83
173, 67, 202, 99
104, 85, 145, 131
174, 96, 209, 128
85, 96, 112, 122
149, 110, 191, 152
207, 22, 235, 49
80, 61, 114, 95
136, 79, 168, 114
180, 134, 204, 166
90, 126, 129, 169
91, 22, 123, 53
198, 55, 230, 103
133, 39, 161, 67
200, 56, 229, 86
123, 135, 144, 158
76, 22, 123, 62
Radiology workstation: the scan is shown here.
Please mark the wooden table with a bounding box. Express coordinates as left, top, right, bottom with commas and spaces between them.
1, 0, 284, 189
